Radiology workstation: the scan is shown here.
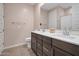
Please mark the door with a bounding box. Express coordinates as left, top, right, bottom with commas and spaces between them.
0, 3, 4, 54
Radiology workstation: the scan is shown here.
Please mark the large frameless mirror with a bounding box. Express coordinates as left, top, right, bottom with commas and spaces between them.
40, 3, 79, 36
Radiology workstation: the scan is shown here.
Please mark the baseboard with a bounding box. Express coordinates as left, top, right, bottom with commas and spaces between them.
3, 43, 26, 50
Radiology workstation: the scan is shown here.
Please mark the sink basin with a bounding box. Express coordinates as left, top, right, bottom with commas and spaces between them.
54, 33, 79, 40
33, 30, 79, 41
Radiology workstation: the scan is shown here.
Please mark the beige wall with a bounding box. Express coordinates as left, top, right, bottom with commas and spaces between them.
34, 4, 48, 30
4, 3, 34, 47
40, 9, 48, 29
34, 4, 41, 30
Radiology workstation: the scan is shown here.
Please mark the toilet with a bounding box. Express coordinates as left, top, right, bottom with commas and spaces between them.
25, 37, 31, 48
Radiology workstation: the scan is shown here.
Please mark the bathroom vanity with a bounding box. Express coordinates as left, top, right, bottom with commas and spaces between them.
31, 31, 79, 56
31, 3, 79, 56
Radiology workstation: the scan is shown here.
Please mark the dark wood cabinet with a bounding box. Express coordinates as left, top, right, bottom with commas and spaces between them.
36, 48, 42, 56
54, 46, 72, 56
36, 35, 43, 56
31, 32, 52, 56
52, 38, 79, 56
31, 33, 43, 56
31, 32, 79, 56
31, 33, 37, 54
43, 36, 52, 56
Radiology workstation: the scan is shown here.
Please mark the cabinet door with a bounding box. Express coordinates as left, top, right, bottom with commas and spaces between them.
37, 42, 42, 50
36, 34, 43, 56
43, 41, 51, 56
37, 48, 43, 56
31, 33, 37, 54
51, 47, 54, 56
54, 46, 72, 56
43, 36, 52, 56
36, 35, 43, 50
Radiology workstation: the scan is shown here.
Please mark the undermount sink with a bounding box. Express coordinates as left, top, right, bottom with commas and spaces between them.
54, 33, 78, 40
41, 31, 78, 40
33, 30, 79, 41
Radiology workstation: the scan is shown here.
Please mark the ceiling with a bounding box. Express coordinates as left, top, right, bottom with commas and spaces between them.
41, 3, 76, 11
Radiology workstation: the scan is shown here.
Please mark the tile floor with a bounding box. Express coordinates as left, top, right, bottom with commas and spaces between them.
0, 45, 35, 56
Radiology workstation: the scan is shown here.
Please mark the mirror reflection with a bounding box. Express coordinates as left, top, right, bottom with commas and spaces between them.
40, 3, 79, 36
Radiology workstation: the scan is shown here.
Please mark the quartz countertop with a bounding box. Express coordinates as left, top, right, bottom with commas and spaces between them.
32, 30, 79, 46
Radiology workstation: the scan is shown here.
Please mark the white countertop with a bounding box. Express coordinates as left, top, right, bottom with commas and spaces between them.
32, 30, 79, 46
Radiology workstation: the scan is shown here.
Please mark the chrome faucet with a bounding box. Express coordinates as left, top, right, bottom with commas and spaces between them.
63, 27, 70, 36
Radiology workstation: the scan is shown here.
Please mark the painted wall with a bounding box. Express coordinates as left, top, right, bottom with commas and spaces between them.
34, 4, 41, 30
4, 3, 34, 48
34, 4, 48, 30
40, 9, 48, 29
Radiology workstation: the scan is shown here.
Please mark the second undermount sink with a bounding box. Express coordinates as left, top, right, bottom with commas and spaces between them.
54, 32, 79, 40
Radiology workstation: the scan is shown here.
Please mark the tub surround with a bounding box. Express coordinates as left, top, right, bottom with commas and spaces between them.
31, 30, 79, 56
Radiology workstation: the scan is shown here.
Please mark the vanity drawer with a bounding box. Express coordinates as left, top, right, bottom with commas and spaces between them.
31, 32, 42, 39
52, 38, 79, 55
36, 34, 43, 40
31, 32, 37, 37
43, 36, 52, 44
43, 41, 51, 49
54, 46, 72, 56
